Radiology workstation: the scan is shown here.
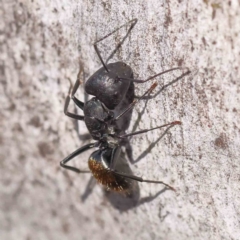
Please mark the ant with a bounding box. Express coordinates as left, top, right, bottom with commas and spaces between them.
60, 19, 188, 194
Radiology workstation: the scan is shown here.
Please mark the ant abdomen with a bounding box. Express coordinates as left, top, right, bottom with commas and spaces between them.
88, 149, 133, 193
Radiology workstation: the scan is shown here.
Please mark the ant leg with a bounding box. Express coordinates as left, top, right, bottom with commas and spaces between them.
109, 146, 121, 170
115, 82, 158, 121
119, 67, 190, 83
114, 84, 181, 137
64, 75, 85, 121
94, 18, 138, 72
135, 69, 192, 100
64, 95, 84, 120
60, 143, 95, 173
71, 70, 84, 110
112, 170, 175, 191
117, 121, 181, 138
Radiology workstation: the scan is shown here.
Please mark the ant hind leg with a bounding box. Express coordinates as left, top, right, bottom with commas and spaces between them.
112, 170, 176, 191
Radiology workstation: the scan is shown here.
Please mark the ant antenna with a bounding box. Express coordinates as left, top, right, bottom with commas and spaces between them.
94, 19, 138, 72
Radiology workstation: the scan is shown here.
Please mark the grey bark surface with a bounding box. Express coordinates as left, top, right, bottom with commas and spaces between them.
1, 0, 240, 240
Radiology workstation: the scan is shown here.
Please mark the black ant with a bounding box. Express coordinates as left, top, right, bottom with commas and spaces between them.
60, 19, 188, 194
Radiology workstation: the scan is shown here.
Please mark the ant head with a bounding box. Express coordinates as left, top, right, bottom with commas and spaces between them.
85, 62, 133, 109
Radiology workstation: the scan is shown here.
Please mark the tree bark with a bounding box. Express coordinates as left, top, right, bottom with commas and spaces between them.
1, 1, 240, 240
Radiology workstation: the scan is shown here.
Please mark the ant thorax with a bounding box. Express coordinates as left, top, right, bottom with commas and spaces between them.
97, 124, 119, 149
106, 125, 119, 147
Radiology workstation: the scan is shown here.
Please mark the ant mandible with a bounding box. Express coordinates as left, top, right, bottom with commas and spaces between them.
60, 19, 188, 193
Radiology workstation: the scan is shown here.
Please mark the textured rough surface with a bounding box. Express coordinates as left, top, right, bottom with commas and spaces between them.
1, 0, 240, 240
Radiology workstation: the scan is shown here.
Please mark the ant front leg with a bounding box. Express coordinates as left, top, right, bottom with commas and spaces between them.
64, 74, 85, 121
